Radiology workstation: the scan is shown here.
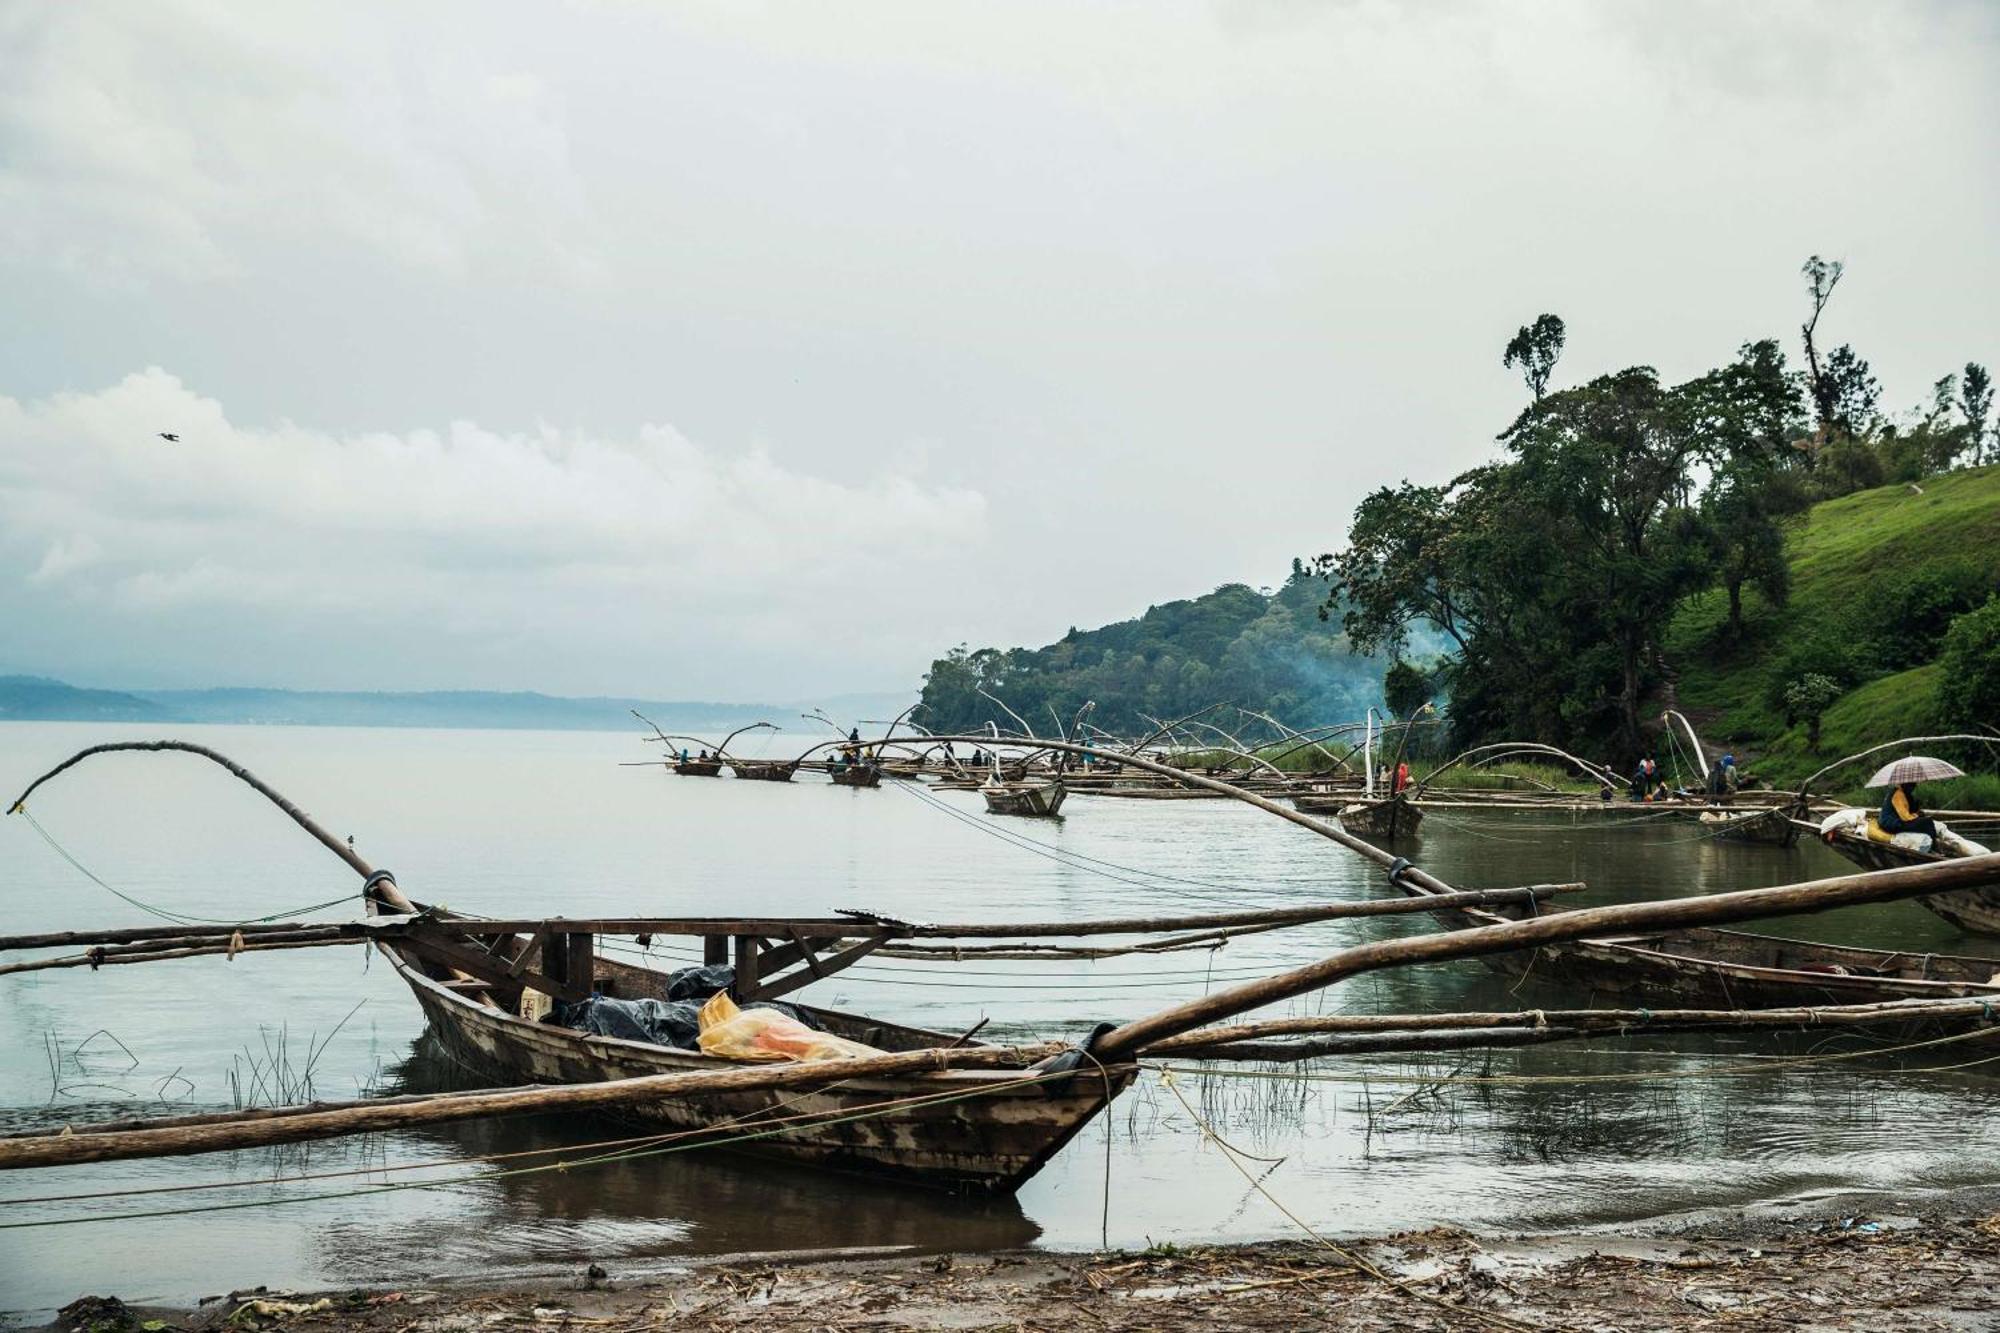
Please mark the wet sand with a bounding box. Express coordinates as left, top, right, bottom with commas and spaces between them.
41, 1202, 2000, 1332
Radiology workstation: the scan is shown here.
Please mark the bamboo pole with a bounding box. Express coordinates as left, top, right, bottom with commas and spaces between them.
1164, 1023, 2000, 1062
10, 741, 373, 881
1087, 852, 2000, 1060
1147, 996, 2000, 1055
0, 937, 363, 978
0, 920, 347, 952
0, 1041, 1071, 1170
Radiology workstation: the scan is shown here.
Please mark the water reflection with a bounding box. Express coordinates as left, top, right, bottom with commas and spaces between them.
4, 722, 2000, 1314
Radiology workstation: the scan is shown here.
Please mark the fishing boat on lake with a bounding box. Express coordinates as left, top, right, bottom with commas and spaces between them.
1696, 804, 1801, 847
1814, 814, 2000, 936
981, 771, 1066, 816
361, 889, 1129, 1193
1334, 794, 1423, 840
829, 761, 882, 788
1387, 871, 2000, 1007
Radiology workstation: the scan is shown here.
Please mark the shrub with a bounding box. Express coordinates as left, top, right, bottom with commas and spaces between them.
1814, 437, 1886, 499
1782, 672, 1843, 749
1936, 596, 2000, 729
1875, 558, 1998, 669
1764, 631, 1859, 714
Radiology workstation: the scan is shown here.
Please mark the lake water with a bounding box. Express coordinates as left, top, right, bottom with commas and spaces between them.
4, 722, 1999, 1314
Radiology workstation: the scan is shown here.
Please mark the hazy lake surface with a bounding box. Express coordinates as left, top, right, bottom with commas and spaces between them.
4, 722, 1999, 1313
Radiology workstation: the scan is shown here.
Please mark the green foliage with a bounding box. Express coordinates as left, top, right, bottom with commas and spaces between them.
1323, 341, 1805, 751
1963, 363, 1994, 467
1936, 595, 2000, 729
918, 573, 1386, 736
1874, 558, 1997, 669
1670, 466, 2000, 783
1781, 672, 1841, 749
1502, 313, 1565, 400
1762, 631, 1861, 713
1382, 659, 1434, 719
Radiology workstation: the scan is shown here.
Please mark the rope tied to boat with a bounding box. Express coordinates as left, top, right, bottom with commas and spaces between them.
1385, 856, 1413, 888
360, 870, 398, 900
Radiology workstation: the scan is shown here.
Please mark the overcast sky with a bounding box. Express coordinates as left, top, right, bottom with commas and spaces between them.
3, 0, 1995, 700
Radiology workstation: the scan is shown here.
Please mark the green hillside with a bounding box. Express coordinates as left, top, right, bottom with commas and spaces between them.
1667, 464, 2000, 792
918, 573, 1390, 736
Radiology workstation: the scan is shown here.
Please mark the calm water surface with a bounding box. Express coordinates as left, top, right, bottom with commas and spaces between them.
3, 723, 1998, 1313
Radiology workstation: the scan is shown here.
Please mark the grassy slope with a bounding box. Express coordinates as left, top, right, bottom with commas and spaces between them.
1667, 464, 2000, 795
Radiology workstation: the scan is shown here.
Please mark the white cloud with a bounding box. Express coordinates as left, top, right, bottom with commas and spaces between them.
0, 3, 597, 286
0, 369, 986, 694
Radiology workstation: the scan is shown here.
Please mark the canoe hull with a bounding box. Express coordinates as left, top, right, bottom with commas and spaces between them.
1398, 888, 2000, 1008
1821, 831, 2000, 937
982, 780, 1065, 816
829, 765, 882, 788
1697, 806, 1800, 847
1335, 799, 1423, 840
390, 956, 1128, 1194
731, 761, 798, 782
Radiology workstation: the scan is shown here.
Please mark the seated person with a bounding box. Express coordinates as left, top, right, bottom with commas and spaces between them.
1879, 781, 1940, 840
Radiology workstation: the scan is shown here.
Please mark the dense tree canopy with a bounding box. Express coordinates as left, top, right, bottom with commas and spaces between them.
918, 574, 1386, 737
1318, 342, 1807, 750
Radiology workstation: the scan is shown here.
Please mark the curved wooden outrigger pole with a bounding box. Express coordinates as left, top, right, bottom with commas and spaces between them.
1792, 733, 2000, 804
1412, 741, 1617, 798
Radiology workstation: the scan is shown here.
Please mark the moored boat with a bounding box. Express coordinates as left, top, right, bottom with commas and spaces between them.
1815, 814, 2000, 936
1697, 805, 1800, 847
982, 774, 1066, 816
829, 762, 882, 788
362, 891, 1130, 1192
1388, 872, 2000, 1007
731, 758, 799, 781
674, 757, 724, 777
1335, 795, 1423, 839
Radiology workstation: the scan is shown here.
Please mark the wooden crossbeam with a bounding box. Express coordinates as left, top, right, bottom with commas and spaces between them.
400, 927, 581, 1003
754, 934, 891, 1002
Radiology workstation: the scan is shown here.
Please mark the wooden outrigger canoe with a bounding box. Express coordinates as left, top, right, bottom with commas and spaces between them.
982, 774, 1066, 816
1325, 794, 1423, 840
1815, 821, 2000, 937
828, 762, 882, 788
1387, 873, 2000, 1007
731, 758, 799, 781
674, 757, 724, 777
362, 890, 1129, 1193
1696, 805, 1801, 847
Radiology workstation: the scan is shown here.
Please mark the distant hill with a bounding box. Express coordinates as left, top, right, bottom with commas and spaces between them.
0, 676, 171, 722
917, 572, 1389, 737
0, 680, 914, 734
1667, 464, 2000, 786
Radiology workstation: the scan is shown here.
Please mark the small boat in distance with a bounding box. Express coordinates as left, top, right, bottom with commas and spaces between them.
1335, 794, 1423, 840
982, 769, 1066, 816
1697, 805, 1801, 847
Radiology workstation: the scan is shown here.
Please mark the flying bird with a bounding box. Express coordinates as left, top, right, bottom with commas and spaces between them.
157, 432, 180, 443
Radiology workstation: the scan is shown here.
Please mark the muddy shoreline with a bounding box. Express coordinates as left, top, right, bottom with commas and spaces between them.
33, 1193, 2000, 1332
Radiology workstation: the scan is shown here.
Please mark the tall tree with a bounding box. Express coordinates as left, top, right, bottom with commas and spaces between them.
1963, 362, 1994, 465
1799, 255, 1843, 446
1502, 314, 1566, 401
